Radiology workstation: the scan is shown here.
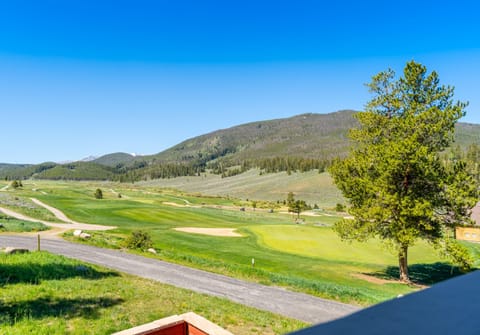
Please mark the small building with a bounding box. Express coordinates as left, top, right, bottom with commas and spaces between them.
456, 202, 480, 243
456, 226, 480, 242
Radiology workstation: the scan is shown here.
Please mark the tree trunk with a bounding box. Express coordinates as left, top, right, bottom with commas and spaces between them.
398, 245, 410, 282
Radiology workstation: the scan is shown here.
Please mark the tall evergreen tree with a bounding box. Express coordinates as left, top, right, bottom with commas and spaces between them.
330, 61, 478, 282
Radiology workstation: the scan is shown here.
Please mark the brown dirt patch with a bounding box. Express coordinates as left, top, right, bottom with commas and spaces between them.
162, 202, 201, 208
352, 273, 428, 289
174, 227, 242, 237
351, 273, 400, 285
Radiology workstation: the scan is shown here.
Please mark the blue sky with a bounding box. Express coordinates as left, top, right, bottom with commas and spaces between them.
1, 0, 479, 163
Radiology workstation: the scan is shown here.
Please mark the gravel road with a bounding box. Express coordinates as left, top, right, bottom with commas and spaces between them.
0, 235, 359, 324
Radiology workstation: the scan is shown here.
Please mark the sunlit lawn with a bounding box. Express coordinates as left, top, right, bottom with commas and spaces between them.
4, 180, 479, 306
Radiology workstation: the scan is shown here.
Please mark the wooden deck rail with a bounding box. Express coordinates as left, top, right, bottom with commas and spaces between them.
112, 312, 234, 335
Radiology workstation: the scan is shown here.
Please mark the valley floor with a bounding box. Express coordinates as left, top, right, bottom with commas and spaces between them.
1, 179, 479, 334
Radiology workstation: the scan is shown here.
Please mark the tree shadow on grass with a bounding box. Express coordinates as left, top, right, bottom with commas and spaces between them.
0, 296, 124, 325
371, 262, 464, 285
0, 262, 119, 286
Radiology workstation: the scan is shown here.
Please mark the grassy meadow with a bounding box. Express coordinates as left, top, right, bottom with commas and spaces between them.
0, 252, 305, 335
2, 179, 479, 309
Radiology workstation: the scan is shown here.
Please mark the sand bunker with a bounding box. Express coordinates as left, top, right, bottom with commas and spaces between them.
174, 227, 242, 237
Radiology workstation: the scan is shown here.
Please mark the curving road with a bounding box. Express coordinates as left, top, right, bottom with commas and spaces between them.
0, 235, 359, 324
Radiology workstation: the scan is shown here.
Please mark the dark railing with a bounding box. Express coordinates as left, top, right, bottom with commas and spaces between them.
289, 271, 480, 335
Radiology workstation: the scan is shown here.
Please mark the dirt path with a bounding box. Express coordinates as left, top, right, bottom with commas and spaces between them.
0, 184, 9, 191
33, 189, 48, 195
351, 273, 400, 285
0, 206, 116, 233
31, 198, 79, 224
0, 235, 359, 324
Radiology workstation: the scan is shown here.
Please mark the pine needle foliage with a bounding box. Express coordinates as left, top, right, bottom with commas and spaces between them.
330, 61, 479, 282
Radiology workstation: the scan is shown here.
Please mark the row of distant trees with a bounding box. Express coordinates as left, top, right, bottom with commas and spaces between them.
106, 156, 331, 183
209, 157, 329, 177
113, 144, 480, 183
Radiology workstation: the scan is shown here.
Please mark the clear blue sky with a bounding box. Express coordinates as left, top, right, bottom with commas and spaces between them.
1, 0, 479, 163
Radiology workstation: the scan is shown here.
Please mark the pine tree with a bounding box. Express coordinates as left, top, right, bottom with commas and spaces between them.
330, 61, 478, 282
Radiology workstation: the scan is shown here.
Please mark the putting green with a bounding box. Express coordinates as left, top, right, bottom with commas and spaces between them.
249, 225, 441, 266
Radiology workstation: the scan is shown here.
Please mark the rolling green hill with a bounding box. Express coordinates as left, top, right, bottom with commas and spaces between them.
34, 162, 116, 180
1, 162, 58, 180
1, 162, 115, 181
0, 163, 31, 174
92, 152, 138, 167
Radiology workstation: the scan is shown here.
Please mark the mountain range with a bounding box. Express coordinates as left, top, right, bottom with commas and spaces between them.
2, 110, 479, 181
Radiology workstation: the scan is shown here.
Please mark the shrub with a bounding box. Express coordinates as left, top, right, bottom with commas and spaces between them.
125, 230, 153, 250
11, 180, 22, 189
94, 188, 103, 199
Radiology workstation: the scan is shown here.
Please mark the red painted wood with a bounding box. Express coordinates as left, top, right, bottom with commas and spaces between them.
187, 324, 209, 335
148, 322, 186, 335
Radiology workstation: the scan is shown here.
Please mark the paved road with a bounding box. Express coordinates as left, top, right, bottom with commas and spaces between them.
0, 235, 359, 324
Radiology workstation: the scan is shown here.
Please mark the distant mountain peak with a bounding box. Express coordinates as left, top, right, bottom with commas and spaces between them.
80, 155, 98, 162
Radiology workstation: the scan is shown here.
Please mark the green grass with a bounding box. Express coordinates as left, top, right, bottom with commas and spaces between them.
8, 180, 480, 307
0, 216, 48, 232
0, 252, 305, 335
250, 225, 440, 264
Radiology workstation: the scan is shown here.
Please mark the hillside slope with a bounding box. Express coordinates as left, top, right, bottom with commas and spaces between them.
148, 110, 358, 164
454, 122, 480, 147
0, 163, 31, 174
143, 110, 480, 169
141, 169, 346, 207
